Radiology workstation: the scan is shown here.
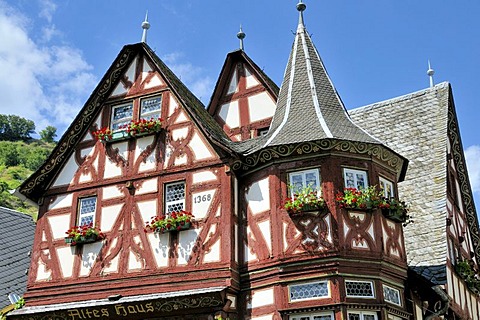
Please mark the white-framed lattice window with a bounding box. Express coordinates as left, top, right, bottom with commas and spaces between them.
345, 280, 375, 298
348, 311, 377, 320
165, 181, 185, 214
383, 285, 401, 306
289, 281, 329, 301
111, 103, 133, 131
387, 314, 403, 320
78, 196, 97, 226
379, 177, 394, 198
289, 168, 321, 197
140, 95, 162, 120
344, 168, 368, 189
289, 311, 334, 320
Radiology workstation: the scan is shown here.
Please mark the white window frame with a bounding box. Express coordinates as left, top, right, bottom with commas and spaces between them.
383, 284, 402, 306
110, 103, 133, 132
78, 196, 97, 226
345, 280, 375, 298
288, 168, 321, 198
379, 177, 394, 198
289, 311, 334, 320
347, 311, 378, 320
289, 280, 330, 302
165, 181, 186, 214
140, 95, 162, 120
343, 168, 368, 189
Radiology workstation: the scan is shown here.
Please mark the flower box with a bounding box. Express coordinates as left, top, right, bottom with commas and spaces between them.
145, 211, 194, 234
381, 208, 408, 223
284, 185, 326, 215
65, 223, 105, 246
126, 118, 163, 136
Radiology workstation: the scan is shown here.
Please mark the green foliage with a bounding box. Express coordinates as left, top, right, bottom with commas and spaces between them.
0, 114, 35, 141
40, 126, 57, 143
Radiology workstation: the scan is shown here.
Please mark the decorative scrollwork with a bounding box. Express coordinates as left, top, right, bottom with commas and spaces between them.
155, 296, 223, 312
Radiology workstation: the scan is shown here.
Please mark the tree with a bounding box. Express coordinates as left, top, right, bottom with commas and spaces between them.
0, 114, 35, 141
40, 126, 57, 143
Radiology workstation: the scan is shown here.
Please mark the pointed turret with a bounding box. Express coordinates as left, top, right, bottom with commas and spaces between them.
263, 1, 378, 147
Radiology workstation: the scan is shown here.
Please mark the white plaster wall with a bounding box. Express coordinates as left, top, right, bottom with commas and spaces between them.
52, 155, 77, 187
246, 177, 270, 215
227, 69, 238, 94
128, 250, 143, 271
258, 220, 272, 255
103, 238, 120, 274
101, 204, 124, 232
137, 200, 158, 227
203, 238, 221, 263
247, 287, 274, 309
35, 254, 52, 281
192, 171, 217, 184
80, 242, 103, 277
190, 132, 214, 160
148, 232, 169, 268
104, 141, 128, 179
172, 127, 189, 140
245, 226, 257, 262
57, 246, 75, 278
80, 147, 94, 159
178, 228, 201, 265
102, 185, 124, 200
168, 95, 178, 117
235, 223, 239, 263
135, 136, 156, 172
191, 189, 216, 220
245, 67, 260, 88
136, 178, 158, 195
49, 193, 73, 210
248, 92, 276, 122
174, 154, 188, 166
111, 57, 136, 96
175, 110, 189, 124
219, 101, 240, 128
48, 214, 71, 239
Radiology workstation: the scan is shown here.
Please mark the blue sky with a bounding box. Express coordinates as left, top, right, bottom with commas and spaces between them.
0, 0, 479, 210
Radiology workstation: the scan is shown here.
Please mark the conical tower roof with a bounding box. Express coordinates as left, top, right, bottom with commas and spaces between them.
262, 2, 378, 147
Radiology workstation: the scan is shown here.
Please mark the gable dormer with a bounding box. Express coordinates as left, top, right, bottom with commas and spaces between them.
208, 50, 279, 141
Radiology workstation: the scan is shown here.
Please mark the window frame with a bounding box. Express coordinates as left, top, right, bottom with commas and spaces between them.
383, 284, 402, 306
288, 280, 330, 302
164, 181, 186, 214
347, 311, 378, 320
343, 168, 368, 189
345, 280, 375, 298
77, 196, 98, 227
110, 94, 163, 132
289, 311, 334, 320
288, 168, 321, 198
110, 102, 134, 132
140, 95, 162, 120
379, 176, 395, 198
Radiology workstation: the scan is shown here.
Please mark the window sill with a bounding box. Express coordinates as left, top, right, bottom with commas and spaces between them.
100, 129, 161, 143
65, 235, 103, 246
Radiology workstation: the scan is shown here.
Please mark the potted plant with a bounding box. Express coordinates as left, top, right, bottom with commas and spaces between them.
92, 127, 113, 142
455, 259, 480, 294
65, 223, 105, 246
379, 197, 409, 223
144, 211, 194, 233
125, 117, 163, 137
284, 185, 326, 215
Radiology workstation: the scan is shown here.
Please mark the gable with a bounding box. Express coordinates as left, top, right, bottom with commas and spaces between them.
19, 43, 231, 202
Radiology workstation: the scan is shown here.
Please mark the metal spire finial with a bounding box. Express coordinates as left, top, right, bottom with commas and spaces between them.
237, 25, 246, 50
297, 0, 306, 27
141, 11, 150, 43
427, 60, 435, 88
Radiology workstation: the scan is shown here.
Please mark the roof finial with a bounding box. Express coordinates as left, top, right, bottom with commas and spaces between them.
237, 25, 246, 51
141, 11, 150, 43
297, 0, 306, 28
427, 60, 435, 88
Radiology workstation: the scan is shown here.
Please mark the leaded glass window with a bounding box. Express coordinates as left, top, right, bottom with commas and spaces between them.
344, 168, 368, 189
348, 312, 377, 320
165, 181, 185, 214
379, 177, 394, 198
289, 169, 321, 197
111, 103, 133, 131
290, 312, 333, 320
289, 281, 329, 301
140, 95, 162, 120
383, 285, 401, 306
78, 196, 97, 226
345, 280, 375, 298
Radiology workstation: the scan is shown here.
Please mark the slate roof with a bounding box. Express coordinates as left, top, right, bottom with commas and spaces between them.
350, 82, 458, 284
0, 207, 35, 307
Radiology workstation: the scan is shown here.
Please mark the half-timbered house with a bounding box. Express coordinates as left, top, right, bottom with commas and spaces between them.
6, 2, 480, 320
